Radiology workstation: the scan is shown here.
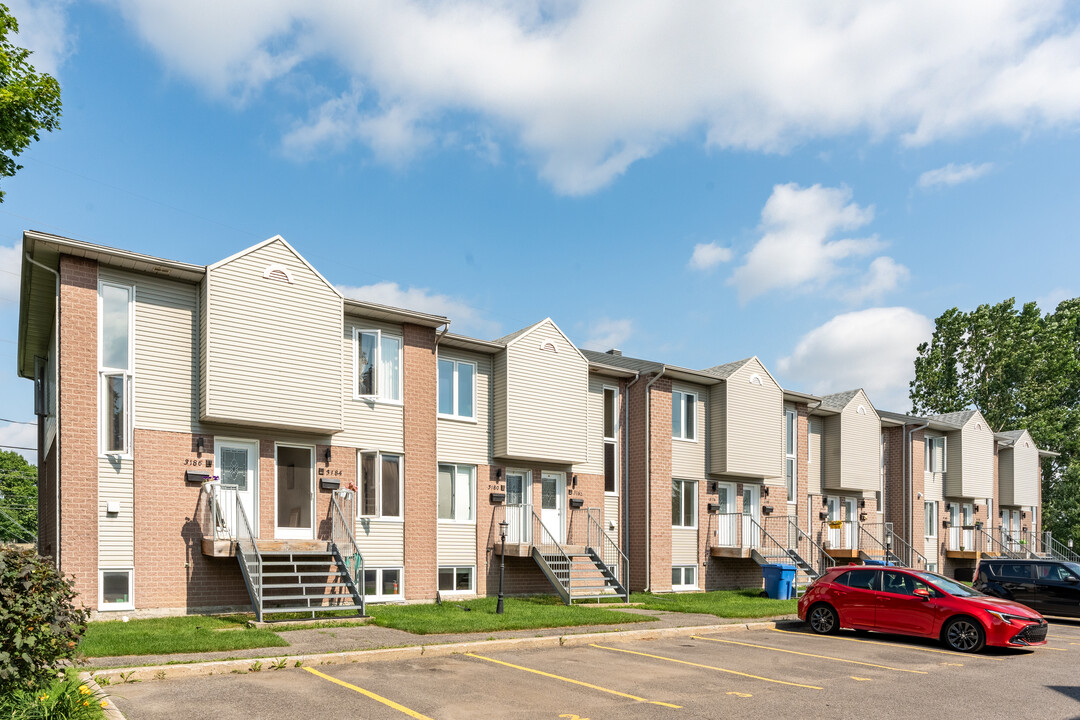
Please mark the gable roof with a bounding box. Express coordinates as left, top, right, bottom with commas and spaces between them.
702, 357, 753, 379
209, 235, 343, 299
929, 410, 979, 427
581, 349, 663, 375
819, 389, 862, 412
496, 318, 588, 364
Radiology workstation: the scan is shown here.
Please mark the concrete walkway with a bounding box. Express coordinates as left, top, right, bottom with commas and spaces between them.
82, 607, 797, 670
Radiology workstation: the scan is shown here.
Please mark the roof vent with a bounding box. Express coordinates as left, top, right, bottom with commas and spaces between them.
262, 263, 294, 284
748, 373, 763, 386
606, 348, 622, 356
857, 405, 867, 415
540, 341, 558, 353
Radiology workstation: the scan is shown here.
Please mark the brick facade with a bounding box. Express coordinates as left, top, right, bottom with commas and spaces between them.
403, 323, 438, 601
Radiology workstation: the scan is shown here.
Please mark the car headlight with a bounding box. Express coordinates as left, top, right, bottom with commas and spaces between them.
985, 609, 1033, 624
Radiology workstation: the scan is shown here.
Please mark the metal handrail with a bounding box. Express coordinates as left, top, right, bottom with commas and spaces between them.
232, 489, 262, 620
203, 480, 239, 541
885, 530, 929, 571
712, 511, 743, 547
532, 509, 572, 604
978, 527, 1024, 560
748, 515, 791, 562
584, 508, 628, 587
858, 524, 895, 562
998, 527, 1034, 559
331, 490, 365, 616
789, 519, 836, 576
1044, 531, 1080, 563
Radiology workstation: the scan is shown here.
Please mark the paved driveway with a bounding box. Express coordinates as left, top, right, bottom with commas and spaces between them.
108, 622, 1080, 719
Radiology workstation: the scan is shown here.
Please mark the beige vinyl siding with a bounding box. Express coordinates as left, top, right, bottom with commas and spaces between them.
671, 382, 706, 480
355, 520, 404, 566
943, 414, 995, 499
604, 494, 619, 541
100, 268, 201, 433
822, 415, 842, 490
579, 374, 611, 476
493, 351, 508, 458
499, 320, 588, 463
1000, 432, 1040, 507
707, 383, 726, 473
943, 430, 963, 496
671, 527, 698, 564
199, 278, 208, 416
807, 418, 823, 494
203, 239, 343, 433
437, 349, 492, 465
710, 359, 784, 478
98, 457, 134, 567
824, 390, 880, 492
438, 523, 477, 565
338, 317, 405, 451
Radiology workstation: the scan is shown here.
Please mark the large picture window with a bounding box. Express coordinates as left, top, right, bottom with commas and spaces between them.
359, 452, 401, 519
437, 358, 476, 419
438, 463, 475, 522
672, 390, 697, 441
99, 282, 133, 455
672, 479, 696, 528
355, 329, 402, 402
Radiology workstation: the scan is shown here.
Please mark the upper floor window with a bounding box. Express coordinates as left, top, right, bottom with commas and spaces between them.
925, 436, 946, 473
604, 386, 618, 494
784, 408, 797, 503
355, 329, 402, 402
359, 452, 401, 519
438, 463, 475, 522
925, 501, 937, 538
99, 282, 133, 455
672, 390, 697, 441
672, 479, 697, 527
437, 358, 476, 419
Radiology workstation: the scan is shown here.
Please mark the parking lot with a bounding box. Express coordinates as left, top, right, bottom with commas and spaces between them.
108, 621, 1080, 719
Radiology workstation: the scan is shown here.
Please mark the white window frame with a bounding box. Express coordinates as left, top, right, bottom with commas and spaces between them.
603, 385, 619, 496
438, 463, 476, 523
353, 328, 403, 404
784, 408, 797, 504
357, 451, 404, 520
672, 565, 697, 591
437, 357, 477, 421
925, 436, 947, 473
925, 501, 937, 538
672, 479, 697, 529
672, 390, 698, 441
927, 562, 938, 573
98, 568, 134, 611
98, 281, 135, 457
438, 565, 475, 595
363, 567, 404, 601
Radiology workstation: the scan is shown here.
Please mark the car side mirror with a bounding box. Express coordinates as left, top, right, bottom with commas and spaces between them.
1066, 576, 1079, 584
913, 588, 931, 600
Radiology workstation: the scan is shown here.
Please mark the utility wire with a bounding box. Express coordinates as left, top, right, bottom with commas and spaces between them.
0, 445, 35, 451
0, 418, 36, 425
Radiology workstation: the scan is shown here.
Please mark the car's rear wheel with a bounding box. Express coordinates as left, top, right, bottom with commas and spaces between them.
943, 616, 985, 653
808, 603, 839, 635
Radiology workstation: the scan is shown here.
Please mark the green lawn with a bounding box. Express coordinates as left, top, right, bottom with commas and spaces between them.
366, 595, 655, 635
629, 588, 798, 618
79, 615, 289, 658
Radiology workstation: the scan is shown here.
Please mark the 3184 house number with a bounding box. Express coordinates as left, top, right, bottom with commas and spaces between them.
183, 458, 212, 467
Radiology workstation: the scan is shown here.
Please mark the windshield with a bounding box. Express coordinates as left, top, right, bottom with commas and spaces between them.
910, 571, 985, 597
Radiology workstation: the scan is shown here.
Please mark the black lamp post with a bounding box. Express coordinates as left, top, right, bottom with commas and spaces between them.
497, 519, 509, 614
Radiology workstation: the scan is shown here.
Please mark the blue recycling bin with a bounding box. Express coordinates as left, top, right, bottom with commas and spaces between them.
762, 564, 796, 600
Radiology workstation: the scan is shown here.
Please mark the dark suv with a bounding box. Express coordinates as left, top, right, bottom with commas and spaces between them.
973, 559, 1080, 618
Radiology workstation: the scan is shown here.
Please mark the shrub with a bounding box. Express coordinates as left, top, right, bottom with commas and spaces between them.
0, 676, 106, 719
0, 545, 88, 692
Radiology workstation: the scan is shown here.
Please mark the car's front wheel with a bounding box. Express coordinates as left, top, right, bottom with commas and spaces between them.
807, 603, 839, 635
943, 616, 986, 653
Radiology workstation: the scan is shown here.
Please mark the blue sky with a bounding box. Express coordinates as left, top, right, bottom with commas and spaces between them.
3, 1, 1080, 459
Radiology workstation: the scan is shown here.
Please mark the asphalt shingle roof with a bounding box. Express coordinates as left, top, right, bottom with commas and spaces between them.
580, 348, 664, 374
819, 389, 861, 412
701, 357, 753, 379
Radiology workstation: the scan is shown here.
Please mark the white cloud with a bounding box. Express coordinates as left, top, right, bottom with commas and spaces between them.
0, 242, 21, 303
103, 2, 1080, 193
776, 307, 934, 410
688, 242, 733, 271
1037, 287, 1074, 312
843, 256, 910, 305
917, 162, 995, 189
579, 317, 633, 352
729, 183, 886, 302
336, 281, 499, 338
0, 422, 37, 463
6, 0, 73, 76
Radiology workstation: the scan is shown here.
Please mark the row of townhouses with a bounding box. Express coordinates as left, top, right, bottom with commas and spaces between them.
15, 231, 1070, 619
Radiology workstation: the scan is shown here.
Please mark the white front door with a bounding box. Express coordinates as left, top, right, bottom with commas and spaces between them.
827, 496, 841, 548
949, 504, 960, 549
716, 483, 737, 546
962, 503, 974, 549
1011, 510, 1022, 550
505, 470, 531, 544
843, 498, 858, 550
275, 445, 315, 540
540, 473, 565, 543
215, 439, 259, 538
742, 484, 760, 548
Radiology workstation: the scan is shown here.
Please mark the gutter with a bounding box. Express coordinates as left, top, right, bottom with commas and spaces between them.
643, 367, 667, 591
623, 372, 641, 587
433, 321, 451, 348
26, 252, 60, 565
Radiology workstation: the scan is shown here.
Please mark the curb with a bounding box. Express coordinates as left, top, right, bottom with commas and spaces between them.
86, 619, 791, 685
78, 673, 126, 720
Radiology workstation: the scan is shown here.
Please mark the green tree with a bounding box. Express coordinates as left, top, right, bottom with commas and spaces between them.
910, 298, 1080, 547
0, 450, 36, 542
0, 2, 61, 201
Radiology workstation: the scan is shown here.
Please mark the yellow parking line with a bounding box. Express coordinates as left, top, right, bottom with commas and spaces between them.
302, 667, 434, 720
691, 635, 928, 674
1039, 646, 1067, 652
771, 628, 1003, 661
465, 653, 681, 709
589, 644, 823, 690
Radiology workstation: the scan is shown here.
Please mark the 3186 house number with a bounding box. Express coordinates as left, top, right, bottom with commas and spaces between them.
183, 458, 212, 467
318, 468, 344, 477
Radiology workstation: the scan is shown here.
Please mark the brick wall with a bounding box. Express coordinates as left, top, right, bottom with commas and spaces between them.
58, 255, 98, 607
648, 377, 673, 591
627, 375, 648, 590
403, 323, 437, 600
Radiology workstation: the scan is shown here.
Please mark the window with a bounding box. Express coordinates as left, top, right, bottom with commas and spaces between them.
784, 408, 797, 503
672, 566, 697, 590
363, 567, 402, 600
837, 569, 879, 591
882, 571, 934, 597
438, 566, 474, 593
925, 501, 937, 538
99, 282, 133, 455
437, 358, 476, 419
354, 329, 402, 402
358, 452, 401, 518
926, 563, 937, 573
672, 479, 696, 527
438, 464, 475, 522
925, 436, 946, 473
672, 390, 697, 440
99, 569, 133, 610
604, 386, 618, 494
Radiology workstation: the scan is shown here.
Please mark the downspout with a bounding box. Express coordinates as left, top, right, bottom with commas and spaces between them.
643, 367, 666, 591
26, 252, 60, 565
905, 421, 929, 556
623, 372, 641, 586
433, 321, 451, 348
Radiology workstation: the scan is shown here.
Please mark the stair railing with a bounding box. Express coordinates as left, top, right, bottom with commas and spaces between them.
1044, 531, 1080, 563
584, 508, 628, 590
883, 529, 929, 572
789, 518, 836, 576
232, 489, 262, 621
748, 515, 792, 564
999, 527, 1034, 559
1019, 529, 1049, 558
977, 527, 1021, 560
713, 512, 742, 548
532, 510, 572, 604
331, 490, 365, 616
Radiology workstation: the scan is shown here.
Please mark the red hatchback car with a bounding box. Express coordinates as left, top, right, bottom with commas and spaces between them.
798, 565, 1047, 652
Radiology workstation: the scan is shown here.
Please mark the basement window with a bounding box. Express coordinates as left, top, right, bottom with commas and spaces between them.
99, 569, 133, 611
363, 567, 403, 601
672, 566, 697, 591
438, 566, 474, 594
